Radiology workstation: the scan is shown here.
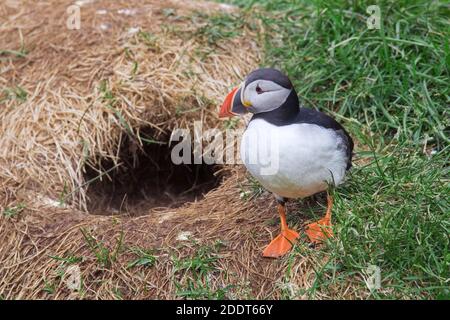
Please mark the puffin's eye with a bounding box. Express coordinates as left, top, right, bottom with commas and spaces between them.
256, 85, 263, 94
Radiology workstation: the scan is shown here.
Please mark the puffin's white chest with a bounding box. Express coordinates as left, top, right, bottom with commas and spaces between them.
240, 119, 348, 198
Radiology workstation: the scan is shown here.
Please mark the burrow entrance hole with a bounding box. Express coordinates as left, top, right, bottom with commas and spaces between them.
83, 127, 224, 216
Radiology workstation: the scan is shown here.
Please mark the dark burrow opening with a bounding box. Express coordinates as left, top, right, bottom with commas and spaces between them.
83, 127, 224, 216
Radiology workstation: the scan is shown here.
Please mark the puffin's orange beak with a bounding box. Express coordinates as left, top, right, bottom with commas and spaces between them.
219, 87, 239, 118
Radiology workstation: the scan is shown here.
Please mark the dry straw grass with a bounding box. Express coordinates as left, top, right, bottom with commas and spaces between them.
0, 0, 346, 299
0, 0, 254, 207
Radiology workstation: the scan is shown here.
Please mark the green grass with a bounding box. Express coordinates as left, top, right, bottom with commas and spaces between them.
42, 280, 56, 295
213, 0, 449, 299
49, 254, 83, 265
172, 241, 232, 299
127, 247, 157, 269
80, 228, 124, 268
44, 254, 84, 295
194, 13, 247, 45
1, 86, 28, 104
2, 203, 26, 218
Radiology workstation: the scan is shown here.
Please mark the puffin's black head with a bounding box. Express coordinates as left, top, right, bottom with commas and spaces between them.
219, 68, 295, 118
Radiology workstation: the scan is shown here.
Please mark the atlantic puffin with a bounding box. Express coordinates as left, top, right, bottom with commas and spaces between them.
219, 68, 353, 258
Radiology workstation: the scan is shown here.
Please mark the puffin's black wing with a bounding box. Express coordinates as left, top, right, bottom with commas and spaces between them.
296, 108, 354, 170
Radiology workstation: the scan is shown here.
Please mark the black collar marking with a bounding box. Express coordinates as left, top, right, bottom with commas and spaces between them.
251, 89, 300, 125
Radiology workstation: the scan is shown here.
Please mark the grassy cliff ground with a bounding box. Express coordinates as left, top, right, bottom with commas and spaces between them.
214, 0, 449, 299
1, 0, 448, 300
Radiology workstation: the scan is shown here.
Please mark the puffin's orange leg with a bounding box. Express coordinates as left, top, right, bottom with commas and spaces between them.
263, 203, 299, 258
306, 194, 334, 243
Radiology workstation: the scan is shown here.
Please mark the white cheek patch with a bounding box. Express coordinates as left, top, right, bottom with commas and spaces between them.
255, 89, 291, 113
244, 80, 292, 114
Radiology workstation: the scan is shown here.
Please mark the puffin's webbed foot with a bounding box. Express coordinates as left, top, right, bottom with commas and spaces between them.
262, 201, 299, 258
306, 194, 334, 243
263, 228, 299, 258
